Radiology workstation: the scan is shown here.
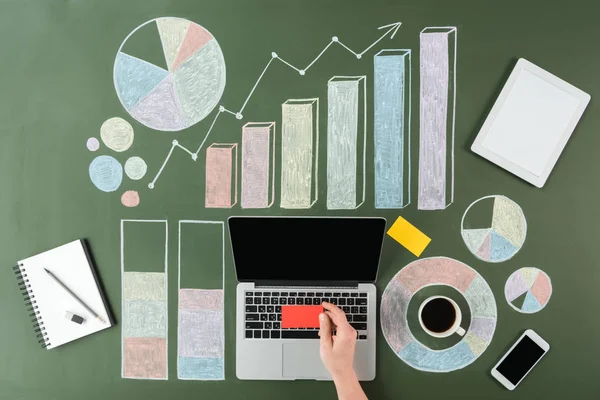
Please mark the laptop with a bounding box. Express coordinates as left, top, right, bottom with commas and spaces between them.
228, 216, 386, 380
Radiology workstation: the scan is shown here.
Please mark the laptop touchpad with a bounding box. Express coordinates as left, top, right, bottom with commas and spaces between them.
282, 343, 329, 379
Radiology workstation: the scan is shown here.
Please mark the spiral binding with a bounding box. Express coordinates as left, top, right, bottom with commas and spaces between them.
14, 264, 51, 348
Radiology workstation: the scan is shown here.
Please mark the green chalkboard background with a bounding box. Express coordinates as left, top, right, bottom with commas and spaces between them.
1, 0, 599, 398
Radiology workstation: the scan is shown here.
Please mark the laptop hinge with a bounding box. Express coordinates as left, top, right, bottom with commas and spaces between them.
254, 280, 359, 289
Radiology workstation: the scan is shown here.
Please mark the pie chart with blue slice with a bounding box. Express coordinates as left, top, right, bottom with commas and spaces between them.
113, 17, 226, 131
461, 195, 527, 263
505, 268, 552, 313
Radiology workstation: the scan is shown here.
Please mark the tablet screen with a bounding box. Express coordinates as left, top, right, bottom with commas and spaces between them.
481, 69, 581, 177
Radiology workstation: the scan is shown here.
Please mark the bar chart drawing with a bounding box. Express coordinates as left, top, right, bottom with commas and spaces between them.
327, 76, 367, 210
418, 27, 457, 210
281, 98, 319, 208
205, 143, 238, 208
374, 49, 411, 209
241, 122, 275, 208
147, 21, 402, 189
121, 219, 168, 380
178, 220, 225, 380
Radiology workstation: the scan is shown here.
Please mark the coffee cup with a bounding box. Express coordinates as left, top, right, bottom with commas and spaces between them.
418, 296, 466, 338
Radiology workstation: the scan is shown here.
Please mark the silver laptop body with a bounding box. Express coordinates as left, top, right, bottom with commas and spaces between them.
229, 216, 386, 381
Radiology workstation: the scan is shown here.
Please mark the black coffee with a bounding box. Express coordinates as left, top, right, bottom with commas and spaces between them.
421, 298, 456, 333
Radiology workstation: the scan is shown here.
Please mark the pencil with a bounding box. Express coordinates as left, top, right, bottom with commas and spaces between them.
44, 268, 106, 324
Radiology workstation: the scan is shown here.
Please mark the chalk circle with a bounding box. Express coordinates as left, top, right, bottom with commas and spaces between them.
89, 155, 123, 192
380, 257, 497, 373
505, 267, 552, 314
124, 156, 147, 180
113, 17, 226, 131
121, 190, 140, 207
100, 117, 134, 152
86, 137, 100, 151
461, 195, 527, 263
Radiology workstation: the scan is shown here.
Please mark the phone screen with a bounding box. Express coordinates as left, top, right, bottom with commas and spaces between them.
496, 335, 546, 385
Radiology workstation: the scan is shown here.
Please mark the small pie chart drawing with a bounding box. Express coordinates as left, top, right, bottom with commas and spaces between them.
113, 17, 226, 131
504, 268, 552, 314
461, 195, 527, 263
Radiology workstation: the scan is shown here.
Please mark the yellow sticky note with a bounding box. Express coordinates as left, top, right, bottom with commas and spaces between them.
387, 216, 431, 257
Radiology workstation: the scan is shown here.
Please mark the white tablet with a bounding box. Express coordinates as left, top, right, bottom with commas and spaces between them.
471, 58, 590, 187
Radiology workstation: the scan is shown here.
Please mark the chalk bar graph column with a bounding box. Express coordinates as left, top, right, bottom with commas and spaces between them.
281, 98, 319, 208
327, 76, 367, 210
205, 144, 238, 208
178, 220, 224, 380
418, 27, 457, 210
121, 219, 168, 380
241, 122, 275, 209
374, 49, 411, 209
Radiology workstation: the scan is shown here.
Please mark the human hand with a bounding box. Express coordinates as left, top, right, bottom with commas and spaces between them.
318, 302, 357, 380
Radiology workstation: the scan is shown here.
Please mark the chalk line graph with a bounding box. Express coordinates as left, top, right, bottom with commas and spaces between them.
147, 21, 403, 189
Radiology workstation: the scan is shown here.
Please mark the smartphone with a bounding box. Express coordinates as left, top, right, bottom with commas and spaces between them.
491, 329, 549, 390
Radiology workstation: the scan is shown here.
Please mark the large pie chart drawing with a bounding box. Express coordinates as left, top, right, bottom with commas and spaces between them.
461, 195, 527, 263
113, 17, 226, 131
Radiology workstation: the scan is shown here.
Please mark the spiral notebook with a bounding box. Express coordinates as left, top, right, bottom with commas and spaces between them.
14, 239, 113, 349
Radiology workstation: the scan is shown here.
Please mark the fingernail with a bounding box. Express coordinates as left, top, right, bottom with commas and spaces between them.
319, 314, 325, 321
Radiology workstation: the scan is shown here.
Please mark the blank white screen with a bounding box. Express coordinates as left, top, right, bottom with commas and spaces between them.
482, 69, 580, 177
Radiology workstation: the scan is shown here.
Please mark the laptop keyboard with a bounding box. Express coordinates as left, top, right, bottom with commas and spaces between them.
245, 290, 369, 340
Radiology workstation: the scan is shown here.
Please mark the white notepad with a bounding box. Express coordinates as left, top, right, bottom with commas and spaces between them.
15, 240, 113, 349
472, 58, 590, 187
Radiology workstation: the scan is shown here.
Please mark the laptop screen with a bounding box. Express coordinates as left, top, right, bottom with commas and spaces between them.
229, 217, 386, 283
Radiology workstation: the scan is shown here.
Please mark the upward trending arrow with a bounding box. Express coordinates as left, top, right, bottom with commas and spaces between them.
359, 21, 403, 56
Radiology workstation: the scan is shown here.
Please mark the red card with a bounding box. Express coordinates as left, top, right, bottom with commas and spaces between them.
281, 305, 323, 329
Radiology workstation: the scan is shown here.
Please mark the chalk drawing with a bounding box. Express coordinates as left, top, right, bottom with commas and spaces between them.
505, 267, 552, 314
242, 122, 275, 209
171, 21, 214, 71
130, 74, 187, 131
148, 21, 402, 189
173, 39, 226, 126
89, 155, 123, 192
124, 272, 166, 300
114, 18, 226, 132
281, 99, 319, 209
179, 357, 224, 380
121, 220, 168, 380
121, 190, 140, 207
520, 267, 539, 288
124, 156, 148, 180
179, 309, 224, 358
180, 289, 224, 310
178, 220, 225, 380
100, 117, 134, 152
156, 17, 191, 70
374, 49, 411, 209
205, 144, 237, 208
123, 338, 167, 380
87, 137, 100, 152
491, 196, 527, 248
327, 76, 367, 210
461, 195, 527, 263
114, 52, 169, 111
418, 27, 457, 210
380, 257, 497, 372
123, 300, 167, 337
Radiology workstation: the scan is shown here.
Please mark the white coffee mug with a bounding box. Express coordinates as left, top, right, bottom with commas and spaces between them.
418, 296, 466, 338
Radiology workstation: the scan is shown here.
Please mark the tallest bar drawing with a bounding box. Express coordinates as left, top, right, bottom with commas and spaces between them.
418, 27, 457, 210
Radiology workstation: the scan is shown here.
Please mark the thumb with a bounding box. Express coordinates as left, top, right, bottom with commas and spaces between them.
319, 313, 332, 352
